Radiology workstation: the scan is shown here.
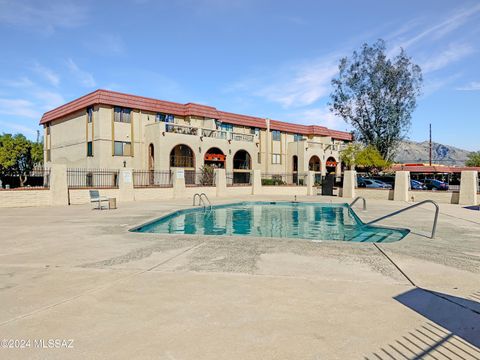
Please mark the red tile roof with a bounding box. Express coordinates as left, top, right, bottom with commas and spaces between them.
391, 164, 480, 173
40, 89, 352, 140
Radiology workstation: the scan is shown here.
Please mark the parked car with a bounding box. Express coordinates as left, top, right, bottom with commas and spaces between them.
357, 177, 392, 189
424, 179, 449, 191
410, 180, 427, 190
372, 176, 395, 187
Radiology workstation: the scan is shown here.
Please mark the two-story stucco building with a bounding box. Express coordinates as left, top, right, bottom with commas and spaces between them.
40, 90, 351, 182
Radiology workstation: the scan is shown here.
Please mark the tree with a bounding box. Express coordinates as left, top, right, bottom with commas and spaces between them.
356, 145, 389, 174
330, 39, 422, 161
340, 143, 389, 174
0, 133, 44, 187
465, 151, 480, 167
339, 143, 362, 170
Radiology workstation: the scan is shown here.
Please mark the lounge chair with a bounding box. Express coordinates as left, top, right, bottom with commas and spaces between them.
89, 190, 109, 210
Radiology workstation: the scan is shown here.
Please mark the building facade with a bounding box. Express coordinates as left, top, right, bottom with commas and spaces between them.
40, 90, 352, 179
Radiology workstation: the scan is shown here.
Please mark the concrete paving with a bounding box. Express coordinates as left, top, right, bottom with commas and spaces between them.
0, 195, 479, 359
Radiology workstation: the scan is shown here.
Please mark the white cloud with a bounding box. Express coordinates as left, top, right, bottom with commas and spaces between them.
0, 120, 37, 137
0, 98, 40, 119
33, 91, 65, 110
0, 0, 88, 33
456, 81, 480, 91
286, 106, 350, 130
390, 3, 480, 52
66, 58, 96, 87
85, 34, 125, 55
32, 62, 60, 86
421, 42, 475, 73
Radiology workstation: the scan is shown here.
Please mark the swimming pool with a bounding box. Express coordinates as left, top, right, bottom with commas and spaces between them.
131, 202, 410, 243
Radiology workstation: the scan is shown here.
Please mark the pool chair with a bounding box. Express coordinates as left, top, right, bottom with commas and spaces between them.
89, 190, 110, 210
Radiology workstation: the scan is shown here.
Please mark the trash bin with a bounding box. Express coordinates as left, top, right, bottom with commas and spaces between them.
108, 198, 117, 210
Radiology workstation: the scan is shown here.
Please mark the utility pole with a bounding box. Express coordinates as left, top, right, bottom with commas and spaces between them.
429, 123, 432, 166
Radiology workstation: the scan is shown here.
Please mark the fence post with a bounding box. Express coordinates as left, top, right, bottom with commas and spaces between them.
215, 169, 227, 197
173, 169, 186, 198
118, 168, 134, 202
306, 171, 315, 196
459, 170, 478, 205
342, 170, 356, 199
394, 171, 410, 202
50, 163, 69, 206
252, 169, 262, 195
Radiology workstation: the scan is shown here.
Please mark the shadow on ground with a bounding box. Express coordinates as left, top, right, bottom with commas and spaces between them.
366, 288, 480, 359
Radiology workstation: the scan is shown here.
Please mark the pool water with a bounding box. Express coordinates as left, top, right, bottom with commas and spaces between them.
131, 202, 410, 243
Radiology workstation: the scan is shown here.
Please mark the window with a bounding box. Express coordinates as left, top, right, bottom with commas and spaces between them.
114, 141, 132, 156
272, 154, 281, 164
87, 106, 93, 123
250, 127, 260, 136
87, 141, 93, 157
219, 123, 233, 132
294, 134, 303, 142
155, 113, 166, 122
114, 107, 131, 123
46, 124, 50, 135
272, 130, 281, 141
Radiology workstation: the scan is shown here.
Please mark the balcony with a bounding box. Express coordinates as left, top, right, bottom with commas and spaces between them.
201, 128, 228, 140
165, 124, 198, 136
163, 123, 254, 142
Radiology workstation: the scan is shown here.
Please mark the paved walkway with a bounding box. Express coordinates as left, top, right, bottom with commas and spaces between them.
0, 195, 479, 359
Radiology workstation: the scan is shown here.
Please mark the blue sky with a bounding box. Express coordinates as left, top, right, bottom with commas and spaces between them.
0, 0, 479, 150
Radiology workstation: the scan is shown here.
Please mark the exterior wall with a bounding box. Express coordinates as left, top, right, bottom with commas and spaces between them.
0, 189, 52, 208
46, 103, 347, 174
355, 188, 394, 200
409, 191, 459, 204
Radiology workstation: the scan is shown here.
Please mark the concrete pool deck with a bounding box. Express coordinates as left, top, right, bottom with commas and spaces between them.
0, 196, 479, 359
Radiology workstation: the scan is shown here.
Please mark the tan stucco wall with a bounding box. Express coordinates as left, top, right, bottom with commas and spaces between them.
0, 189, 52, 208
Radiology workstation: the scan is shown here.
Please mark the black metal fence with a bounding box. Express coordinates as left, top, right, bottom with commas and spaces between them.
261, 173, 307, 186
226, 171, 252, 186
185, 170, 216, 187
0, 167, 50, 190
67, 168, 119, 189
133, 170, 172, 188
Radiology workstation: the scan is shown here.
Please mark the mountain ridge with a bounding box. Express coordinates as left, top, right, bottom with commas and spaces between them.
394, 140, 472, 166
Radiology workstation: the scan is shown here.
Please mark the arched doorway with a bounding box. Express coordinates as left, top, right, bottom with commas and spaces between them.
308, 156, 321, 172
170, 144, 195, 168
148, 144, 154, 171
326, 156, 337, 174
232, 150, 251, 185
292, 155, 299, 185
148, 143, 155, 185
233, 150, 251, 170
170, 144, 196, 185
204, 147, 225, 169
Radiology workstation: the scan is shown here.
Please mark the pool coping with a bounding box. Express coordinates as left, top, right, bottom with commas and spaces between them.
128, 201, 411, 243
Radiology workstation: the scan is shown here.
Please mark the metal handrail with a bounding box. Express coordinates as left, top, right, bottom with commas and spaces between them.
349, 196, 367, 211
193, 193, 212, 209
366, 200, 439, 239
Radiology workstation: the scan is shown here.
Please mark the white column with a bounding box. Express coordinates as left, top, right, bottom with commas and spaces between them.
173, 169, 186, 198
215, 168, 227, 197
394, 171, 410, 202
252, 169, 262, 195
459, 171, 478, 205
118, 168, 134, 202
342, 170, 356, 199
49, 163, 68, 206
306, 171, 315, 196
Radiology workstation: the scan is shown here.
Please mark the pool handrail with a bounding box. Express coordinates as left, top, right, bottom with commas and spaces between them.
366, 200, 439, 239
193, 193, 212, 209
349, 196, 367, 211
